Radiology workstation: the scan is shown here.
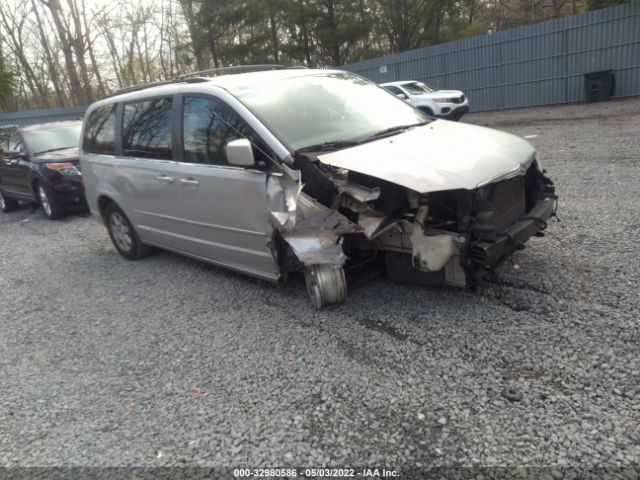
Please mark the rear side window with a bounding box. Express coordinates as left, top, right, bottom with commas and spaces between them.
123, 98, 172, 159
83, 105, 116, 154
182, 96, 268, 166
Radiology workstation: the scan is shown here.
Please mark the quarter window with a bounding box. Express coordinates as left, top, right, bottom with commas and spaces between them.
183, 97, 267, 166
83, 105, 116, 155
123, 98, 172, 159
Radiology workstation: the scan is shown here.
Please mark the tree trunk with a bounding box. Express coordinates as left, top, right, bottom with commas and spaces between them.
42, 0, 86, 105
270, 13, 279, 63
31, 0, 67, 106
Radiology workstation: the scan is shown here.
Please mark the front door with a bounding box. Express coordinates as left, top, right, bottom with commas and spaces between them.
0, 132, 31, 197
118, 95, 279, 280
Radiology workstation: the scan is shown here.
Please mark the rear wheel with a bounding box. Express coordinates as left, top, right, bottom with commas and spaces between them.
0, 189, 19, 213
105, 203, 152, 260
304, 265, 347, 309
37, 183, 65, 219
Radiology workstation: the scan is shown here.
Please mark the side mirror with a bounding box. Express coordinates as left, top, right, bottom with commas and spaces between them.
397, 93, 408, 100
225, 138, 255, 167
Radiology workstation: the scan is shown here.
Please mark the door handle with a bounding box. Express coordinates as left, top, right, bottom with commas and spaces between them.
180, 178, 199, 186
156, 174, 174, 183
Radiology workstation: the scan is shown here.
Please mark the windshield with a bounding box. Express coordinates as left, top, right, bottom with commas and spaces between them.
23, 124, 82, 154
232, 72, 428, 151
403, 82, 434, 95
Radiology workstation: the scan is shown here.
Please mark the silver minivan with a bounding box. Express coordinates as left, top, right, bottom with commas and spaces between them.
81, 67, 556, 308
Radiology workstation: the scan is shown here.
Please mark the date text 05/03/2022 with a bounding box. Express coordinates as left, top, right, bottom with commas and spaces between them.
233, 468, 399, 478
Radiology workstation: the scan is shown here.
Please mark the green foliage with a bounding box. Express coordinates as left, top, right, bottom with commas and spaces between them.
169, 0, 618, 70
587, 0, 633, 10
0, 51, 14, 112
438, 17, 489, 43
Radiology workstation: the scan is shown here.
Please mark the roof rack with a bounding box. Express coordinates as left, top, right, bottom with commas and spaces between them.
113, 64, 305, 96
177, 64, 288, 80
114, 77, 209, 96
0, 124, 19, 132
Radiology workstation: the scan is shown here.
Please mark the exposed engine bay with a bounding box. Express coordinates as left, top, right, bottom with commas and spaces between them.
266, 146, 556, 307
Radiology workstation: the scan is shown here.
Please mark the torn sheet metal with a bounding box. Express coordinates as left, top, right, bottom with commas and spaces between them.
266, 174, 362, 266
282, 193, 361, 265
337, 183, 380, 203
267, 175, 301, 230
284, 235, 347, 265
358, 212, 386, 238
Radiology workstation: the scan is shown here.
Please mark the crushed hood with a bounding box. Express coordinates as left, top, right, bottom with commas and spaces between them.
317, 120, 536, 193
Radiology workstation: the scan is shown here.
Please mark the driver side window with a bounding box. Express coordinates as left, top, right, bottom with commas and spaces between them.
182, 96, 270, 166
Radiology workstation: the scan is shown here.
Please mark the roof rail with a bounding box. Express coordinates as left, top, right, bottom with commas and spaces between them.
114, 77, 209, 96
177, 64, 287, 80
113, 64, 307, 97
0, 124, 19, 131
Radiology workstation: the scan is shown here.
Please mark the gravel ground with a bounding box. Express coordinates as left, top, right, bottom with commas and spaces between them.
1, 98, 639, 476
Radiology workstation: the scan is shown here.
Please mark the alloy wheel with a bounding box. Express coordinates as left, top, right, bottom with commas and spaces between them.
109, 211, 133, 253
0, 191, 5, 210
38, 186, 52, 217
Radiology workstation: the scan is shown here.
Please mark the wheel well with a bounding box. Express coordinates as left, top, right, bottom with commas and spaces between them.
97, 196, 115, 222
31, 178, 39, 196
419, 106, 434, 116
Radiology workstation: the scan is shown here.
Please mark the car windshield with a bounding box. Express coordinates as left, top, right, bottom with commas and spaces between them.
232, 72, 429, 151
23, 124, 82, 154
403, 82, 434, 95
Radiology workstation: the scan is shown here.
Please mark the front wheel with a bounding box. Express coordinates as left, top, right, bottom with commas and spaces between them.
0, 189, 19, 213
37, 183, 65, 219
418, 106, 435, 117
304, 265, 347, 309
105, 203, 152, 260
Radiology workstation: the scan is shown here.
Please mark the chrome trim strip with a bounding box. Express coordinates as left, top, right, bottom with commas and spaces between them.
142, 239, 280, 282
135, 210, 265, 237
475, 156, 534, 188
138, 224, 271, 257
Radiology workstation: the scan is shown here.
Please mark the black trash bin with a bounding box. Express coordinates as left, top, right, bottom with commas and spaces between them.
584, 70, 615, 103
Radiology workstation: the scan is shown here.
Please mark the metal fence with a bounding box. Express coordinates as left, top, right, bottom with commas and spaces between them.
340, 3, 640, 112
0, 106, 86, 127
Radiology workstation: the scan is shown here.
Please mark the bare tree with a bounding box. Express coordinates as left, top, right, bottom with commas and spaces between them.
40, 0, 86, 104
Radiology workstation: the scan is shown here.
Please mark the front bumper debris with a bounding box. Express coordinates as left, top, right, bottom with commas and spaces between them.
469, 195, 555, 266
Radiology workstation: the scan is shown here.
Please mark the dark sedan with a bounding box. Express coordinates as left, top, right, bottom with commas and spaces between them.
0, 120, 85, 219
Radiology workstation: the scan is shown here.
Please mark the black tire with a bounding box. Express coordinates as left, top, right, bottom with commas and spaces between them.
0, 189, 19, 213
104, 202, 152, 260
419, 106, 435, 117
36, 182, 65, 219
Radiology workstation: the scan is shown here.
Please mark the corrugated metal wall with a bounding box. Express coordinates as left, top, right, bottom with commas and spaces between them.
340, 3, 640, 112
0, 106, 86, 127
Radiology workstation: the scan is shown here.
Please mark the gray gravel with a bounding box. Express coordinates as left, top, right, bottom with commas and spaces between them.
1, 98, 639, 472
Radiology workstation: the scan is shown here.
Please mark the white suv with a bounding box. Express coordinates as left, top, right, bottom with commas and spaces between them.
380, 80, 469, 121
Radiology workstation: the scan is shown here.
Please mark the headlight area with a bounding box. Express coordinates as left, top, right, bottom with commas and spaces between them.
44, 162, 82, 176
433, 98, 455, 103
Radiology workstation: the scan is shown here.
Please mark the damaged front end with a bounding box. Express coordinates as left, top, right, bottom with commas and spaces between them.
267, 151, 556, 309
